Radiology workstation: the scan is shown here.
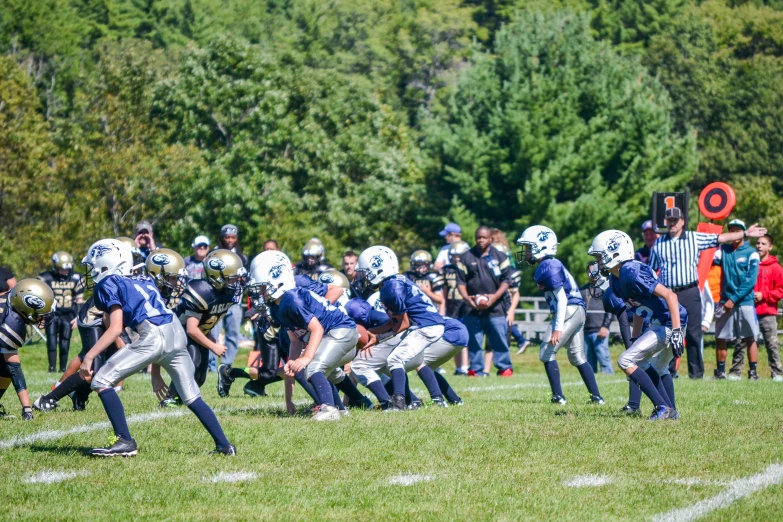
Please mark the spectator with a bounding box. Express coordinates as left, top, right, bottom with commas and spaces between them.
649, 207, 767, 379
134, 220, 159, 260
730, 233, 783, 381
0, 265, 17, 299
341, 251, 358, 283
456, 226, 513, 377
580, 262, 614, 374
263, 239, 279, 251
490, 228, 511, 249
434, 223, 462, 271
713, 219, 761, 380
635, 220, 658, 264
184, 235, 210, 280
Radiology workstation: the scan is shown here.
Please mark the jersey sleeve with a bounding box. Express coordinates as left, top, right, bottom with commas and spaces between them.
428, 272, 445, 292
178, 283, 210, 319
380, 279, 408, 315
534, 260, 565, 291
497, 251, 513, 285
344, 299, 371, 326
295, 275, 327, 297
94, 277, 122, 313
626, 264, 658, 298
602, 288, 627, 316
0, 313, 27, 352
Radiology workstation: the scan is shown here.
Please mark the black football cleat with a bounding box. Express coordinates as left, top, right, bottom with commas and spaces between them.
243, 380, 267, 397
407, 399, 423, 410
431, 397, 449, 408
71, 393, 88, 411
589, 395, 605, 405
90, 436, 138, 457
648, 405, 673, 421
388, 394, 406, 412
620, 404, 641, 416
447, 397, 464, 406
551, 395, 567, 405
212, 443, 237, 456
713, 369, 727, 380
216, 364, 233, 397
33, 396, 58, 413
158, 396, 182, 408
749, 369, 759, 381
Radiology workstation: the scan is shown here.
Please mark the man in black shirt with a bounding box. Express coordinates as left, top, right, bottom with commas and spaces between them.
456, 226, 513, 377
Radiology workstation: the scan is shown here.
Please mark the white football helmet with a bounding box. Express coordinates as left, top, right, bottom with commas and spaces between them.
82, 239, 133, 286
357, 246, 398, 286
588, 230, 635, 274
247, 250, 295, 305
515, 225, 558, 264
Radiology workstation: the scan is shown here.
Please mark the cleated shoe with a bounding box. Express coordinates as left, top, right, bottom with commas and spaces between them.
589, 395, 605, 405
212, 443, 237, 456
216, 364, 233, 397
551, 395, 567, 405
339, 409, 350, 417
498, 368, 513, 377
388, 394, 407, 412
90, 436, 138, 457
430, 397, 449, 408
158, 396, 182, 408
346, 395, 374, 409
727, 373, 741, 381
773, 375, 783, 382
713, 369, 727, 380
312, 404, 341, 421
243, 380, 267, 398
668, 410, 680, 420
454, 369, 467, 376
447, 397, 464, 406
749, 369, 759, 381
620, 404, 641, 416
71, 393, 88, 411
33, 396, 58, 413
407, 399, 423, 410
648, 405, 673, 421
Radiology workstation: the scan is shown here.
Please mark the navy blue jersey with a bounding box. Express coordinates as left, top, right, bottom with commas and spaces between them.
534, 258, 585, 312
295, 275, 328, 297
609, 261, 688, 327
344, 298, 390, 329
275, 288, 355, 338
0, 300, 29, 353
94, 275, 173, 329
602, 287, 627, 317
176, 279, 238, 336
442, 317, 468, 346
380, 275, 444, 328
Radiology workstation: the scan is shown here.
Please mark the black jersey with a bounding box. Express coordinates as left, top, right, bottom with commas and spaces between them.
176, 279, 239, 336
0, 297, 28, 353
403, 270, 445, 294
294, 262, 334, 280
38, 271, 83, 315
442, 264, 467, 318
77, 296, 104, 329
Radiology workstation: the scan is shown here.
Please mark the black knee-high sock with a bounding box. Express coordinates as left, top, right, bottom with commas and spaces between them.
628, 380, 642, 410
187, 397, 230, 447
167, 381, 179, 400
294, 370, 319, 403
98, 388, 131, 440
45, 373, 85, 402
629, 368, 665, 407
74, 381, 92, 402
577, 362, 601, 397
660, 373, 676, 410
335, 376, 365, 403
543, 361, 563, 397
434, 371, 461, 403
229, 367, 251, 380
367, 381, 390, 402
417, 366, 443, 400
307, 372, 333, 406
645, 367, 671, 408
390, 368, 406, 396
330, 383, 345, 410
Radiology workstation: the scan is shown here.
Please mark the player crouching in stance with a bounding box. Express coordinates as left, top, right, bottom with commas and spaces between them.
588, 230, 685, 421
249, 251, 362, 421
80, 239, 235, 456
0, 280, 56, 419
516, 226, 604, 405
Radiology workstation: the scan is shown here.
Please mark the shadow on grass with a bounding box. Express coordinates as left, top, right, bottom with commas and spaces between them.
29, 444, 94, 456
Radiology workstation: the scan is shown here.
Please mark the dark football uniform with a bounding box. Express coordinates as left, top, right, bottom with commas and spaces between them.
0, 296, 30, 404
403, 270, 445, 296
294, 261, 334, 280
38, 270, 83, 372
441, 264, 466, 318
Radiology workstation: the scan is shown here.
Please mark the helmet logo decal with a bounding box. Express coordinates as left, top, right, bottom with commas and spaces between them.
537, 231, 551, 242
208, 259, 226, 271
151, 253, 170, 265
606, 235, 622, 252
269, 263, 285, 279
23, 295, 45, 310
370, 255, 384, 269
91, 244, 114, 258
321, 274, 334, 283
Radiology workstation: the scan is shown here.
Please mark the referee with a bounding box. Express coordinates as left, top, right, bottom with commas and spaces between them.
649, 207, 767, 378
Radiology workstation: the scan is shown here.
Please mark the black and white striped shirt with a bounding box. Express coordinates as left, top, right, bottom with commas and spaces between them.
649, 231, 719, 289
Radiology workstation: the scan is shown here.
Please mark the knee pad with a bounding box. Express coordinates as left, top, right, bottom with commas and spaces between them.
617, 351, 635, 371
6, 362, 27, 392
567, 346, 587, 367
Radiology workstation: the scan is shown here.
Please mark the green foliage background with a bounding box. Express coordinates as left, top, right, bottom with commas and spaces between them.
1, 0, 782, 290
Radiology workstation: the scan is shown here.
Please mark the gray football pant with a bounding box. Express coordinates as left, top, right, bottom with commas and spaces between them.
304, 327, 358, 383
539, 305, 587, 366
617, 324, 672, 375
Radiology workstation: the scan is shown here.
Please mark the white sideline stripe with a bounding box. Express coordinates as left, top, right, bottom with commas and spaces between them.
389, 474, 435, 486
204, 472, 258, 483
652, 464, 783, 522
24, 470, 89, 484
564, 474, 613, 487
463, 378, 626, 393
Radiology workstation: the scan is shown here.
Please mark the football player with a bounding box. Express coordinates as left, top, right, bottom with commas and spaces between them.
588, 230, 684, 420
441, 240, 470, 374
294, 239, 333, 280
38, 252, 84, 372
405, 251, 445, 306
0, 279, 56, 420
79, 239, 234, 456
516, 226, 604, 405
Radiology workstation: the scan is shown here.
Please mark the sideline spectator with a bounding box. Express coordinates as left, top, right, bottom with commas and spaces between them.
580, 262, 614, 374
184, 235, 210, 280
635, 220, 658, 264
730, 233, 783, 381
0, 265, 16, 299
434, 223, 462, 271
341, 251, 358, 283
456, 226, 513, 377
263, 239, 279, 251
649, 207, 767, 379
134, 220, 159, 260
490, 228, 511, 250
713, 219, 761, 380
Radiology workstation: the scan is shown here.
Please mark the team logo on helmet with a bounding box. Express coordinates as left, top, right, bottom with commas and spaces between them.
208, 259, 226, 271
269, 263, 285, 279
370, 255, 384, 269
537, 231, 551, 242
151, 253, 170, 265
23, 294, 45, 310
320, 273, 335, 283
606, 235, 622, 252
91, 244, 114, 258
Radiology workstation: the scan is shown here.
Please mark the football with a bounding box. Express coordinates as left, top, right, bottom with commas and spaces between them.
475, 295, 490, 309
357, 324, 370, 348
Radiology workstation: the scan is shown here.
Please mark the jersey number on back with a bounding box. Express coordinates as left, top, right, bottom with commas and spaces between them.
134, 283, 173, 318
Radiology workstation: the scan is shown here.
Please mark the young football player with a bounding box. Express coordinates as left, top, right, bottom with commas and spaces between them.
0, 279, 56, 420
80, 239, 234, 456
294, 239, 333, 280
516, 226, 604, 405
405, 250, 445, 306
38, 252, 84, 372
441, 240, 470, 374
589, 230, 685, 420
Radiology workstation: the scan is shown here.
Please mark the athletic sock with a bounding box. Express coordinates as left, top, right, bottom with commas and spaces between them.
576, 362, 601, 396
334, 376, 365, 404
434, 371, 461, 403
406, 378, 420, 404
45, 373, 85, 402
390, 368, 407, 397
416, 366, 443, 400
74, 381, 92, 403
367, 381, 390, 402
308, 372, 334, 407
750, 361, 758, 372
629, 367, 666, 407
330, 383, 345, 410
187, 397, 230, 448
717, 361, 726, 373
384, 379, 394, 398
47, 349, 56, 371
644, 366, 671, 408
543, 360, 563, 397
627, 380, 642, 410
98, 388, 131, 440
228, 367, 251, 380
295, 370, 319, 403
660, 373, 676, 410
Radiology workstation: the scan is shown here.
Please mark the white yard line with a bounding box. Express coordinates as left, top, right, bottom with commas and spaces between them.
204, 471, 258, 483
24, 470, 89, 484
389, 474, 435, 486
463, 378, 626, 393
564, 474, 613, 487
652, 464, 783, 522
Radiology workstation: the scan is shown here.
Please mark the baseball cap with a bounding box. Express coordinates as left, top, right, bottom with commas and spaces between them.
641, 220, 653, 231
192, 235, 210, 247
220, 224, 238, 238
664, 207, 683, 220
439, 223, 461, 237
727, 218, 746, 230
135, 220, 153, 235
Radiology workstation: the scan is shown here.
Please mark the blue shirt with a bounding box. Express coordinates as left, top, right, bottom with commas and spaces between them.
94, 275, 173, 329
534, 258, 585, 312
295, 275, 328, 297
274, 288, 355, 337
609, 261, 688, 327
602, 287, 627, 317
344, 298, 390, 329
442, 317, 468, 346
380, 275, 444, 328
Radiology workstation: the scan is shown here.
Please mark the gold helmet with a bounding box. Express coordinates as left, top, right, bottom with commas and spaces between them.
204, 249, 247, 295
317, 269, 351, 292
146, 248, 187, 298
115, 236, 145, 274
10, 278, 56, 326
447, 240, 470, 264
410, 250, 433, 275
52, 251, 74, 272
491, 242, 512, 257
302, 239, 325, 269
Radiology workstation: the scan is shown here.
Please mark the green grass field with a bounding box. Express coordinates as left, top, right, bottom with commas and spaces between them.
3, 336, 783, 521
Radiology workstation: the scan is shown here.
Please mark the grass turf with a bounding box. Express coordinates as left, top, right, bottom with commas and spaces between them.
3, 336, 783, 521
